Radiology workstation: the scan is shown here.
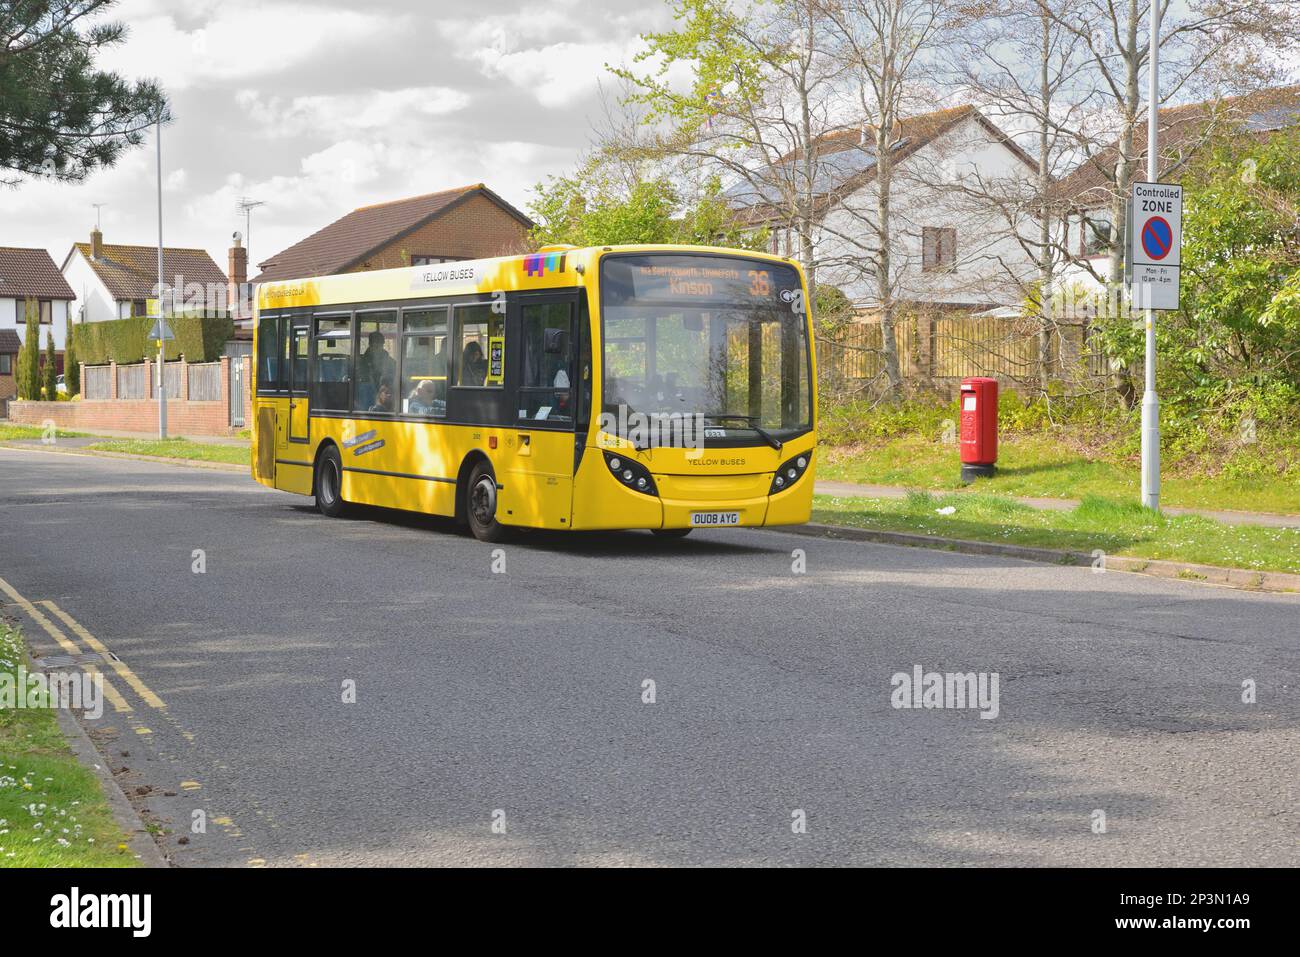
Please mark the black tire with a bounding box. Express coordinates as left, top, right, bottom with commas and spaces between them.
466, 460, 511, 543
651, 527, 692, 539
315, 445, 348, 518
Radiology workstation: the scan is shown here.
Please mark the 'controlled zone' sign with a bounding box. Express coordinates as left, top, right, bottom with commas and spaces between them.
1128, 181, 1182, 311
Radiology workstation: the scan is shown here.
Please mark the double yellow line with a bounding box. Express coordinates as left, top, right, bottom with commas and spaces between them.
0, 575, 166, 713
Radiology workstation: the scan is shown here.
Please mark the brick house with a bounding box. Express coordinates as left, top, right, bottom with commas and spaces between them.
0, 246, 76, 365
253, 183, 533, 283
0, 329, 20, 415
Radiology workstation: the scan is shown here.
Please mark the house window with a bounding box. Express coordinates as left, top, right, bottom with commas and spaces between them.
131, 299, 148, 317
1082, 212, 1112, 256
39, 300, 52, 324
0, 355, 11, 375
411, 255, 463, 266
922, 227, 956, 272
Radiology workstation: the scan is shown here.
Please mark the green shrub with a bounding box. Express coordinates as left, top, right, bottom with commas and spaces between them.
63, 313, 79, 396
42, 329, 56, 399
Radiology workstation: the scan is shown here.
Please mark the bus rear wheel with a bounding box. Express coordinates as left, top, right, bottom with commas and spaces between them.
466, 461, 511, 543
315, 445, 348, 518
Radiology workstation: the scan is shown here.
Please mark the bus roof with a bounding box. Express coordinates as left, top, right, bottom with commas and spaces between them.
255, 244, 801, 312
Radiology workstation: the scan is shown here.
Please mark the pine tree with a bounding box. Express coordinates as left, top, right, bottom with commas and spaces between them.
43, 328, 57, 400
0, 1, 167, 186
63, 314, 80, 396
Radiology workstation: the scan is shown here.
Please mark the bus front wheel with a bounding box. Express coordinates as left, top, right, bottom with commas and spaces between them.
466, 461, 510, 543
315, 445, 348, 518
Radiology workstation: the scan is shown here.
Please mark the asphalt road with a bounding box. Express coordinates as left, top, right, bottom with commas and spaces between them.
1, 445, 1296, 867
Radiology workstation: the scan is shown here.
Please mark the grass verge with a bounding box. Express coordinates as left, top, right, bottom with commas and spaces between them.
818, 433, 1300, 515
0, 424, 85, 441
82, 438, 250, 466
812, 492, 1300, 575
0, 623, 138, 867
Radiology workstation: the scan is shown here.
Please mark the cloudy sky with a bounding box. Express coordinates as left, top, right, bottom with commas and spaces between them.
0, 0, 671, 274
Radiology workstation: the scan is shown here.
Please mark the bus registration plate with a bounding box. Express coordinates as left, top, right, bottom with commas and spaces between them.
690, 511, 740, 527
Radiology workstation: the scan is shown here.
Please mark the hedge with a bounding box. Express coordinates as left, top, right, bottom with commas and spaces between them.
73, 314, 234, 364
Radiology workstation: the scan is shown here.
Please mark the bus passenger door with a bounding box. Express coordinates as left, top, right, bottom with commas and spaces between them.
288, 320, 310, 445
504, 296, 578, 529
278, 319, 313, 495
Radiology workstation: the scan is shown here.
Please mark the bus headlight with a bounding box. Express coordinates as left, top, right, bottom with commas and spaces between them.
769, 450, 812, 495
604, 452, 658, 496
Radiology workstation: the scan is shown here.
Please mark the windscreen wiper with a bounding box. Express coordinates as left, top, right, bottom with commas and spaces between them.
703, 415, 783, 452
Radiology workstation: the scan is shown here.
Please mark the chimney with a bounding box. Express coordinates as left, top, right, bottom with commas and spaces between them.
90, 226, 103, 261
228, 233, 248, 316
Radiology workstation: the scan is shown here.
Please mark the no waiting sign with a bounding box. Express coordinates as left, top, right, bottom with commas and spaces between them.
1128, 181, 1183, 310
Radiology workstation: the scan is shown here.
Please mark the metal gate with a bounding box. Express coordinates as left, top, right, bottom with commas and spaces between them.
229, 355, 245, 427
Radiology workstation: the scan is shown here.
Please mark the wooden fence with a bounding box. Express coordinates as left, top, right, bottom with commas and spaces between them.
817, 311, 1110, 391
84, 365, 111, 400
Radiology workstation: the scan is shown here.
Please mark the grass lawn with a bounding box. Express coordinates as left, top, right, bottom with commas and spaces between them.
0, 424, 85, 441
83, 438, 251, 466
818, 432, 1300, 515
813, 492, 1300, 575
0, 624, 138, 867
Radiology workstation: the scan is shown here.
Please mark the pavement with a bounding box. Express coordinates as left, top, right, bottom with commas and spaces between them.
815, 479, 1300, 529
0, 444, 1296, 867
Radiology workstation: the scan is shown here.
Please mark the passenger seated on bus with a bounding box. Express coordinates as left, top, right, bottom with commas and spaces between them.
407, 379, 438, 414
461, 341, 487, 386
358, 330, 395, 407
368, 377, 394, 413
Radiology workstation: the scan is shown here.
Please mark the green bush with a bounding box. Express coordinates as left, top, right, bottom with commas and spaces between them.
72, 314, 234, 365
63, 313, 79, 396
16, 301, 39, 399
42, 329, 56, 399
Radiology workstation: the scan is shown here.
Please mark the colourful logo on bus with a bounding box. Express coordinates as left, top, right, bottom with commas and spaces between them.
524, 252, 567, 277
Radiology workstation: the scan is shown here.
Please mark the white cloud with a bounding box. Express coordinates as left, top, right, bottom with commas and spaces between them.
235, 87, 471, 138
469, 40, 636, 108
99, 2, 391, 92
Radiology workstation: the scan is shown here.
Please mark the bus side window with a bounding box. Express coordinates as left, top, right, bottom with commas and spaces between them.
401, 308, 448, 417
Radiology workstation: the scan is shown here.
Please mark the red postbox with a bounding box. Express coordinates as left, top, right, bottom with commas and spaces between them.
959, 377, 998, 482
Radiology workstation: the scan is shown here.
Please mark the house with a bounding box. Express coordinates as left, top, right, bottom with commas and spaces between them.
0, 329, 21, 414
61, 228, 229, 326
726, 104, 1041, 312
0, 246, 76, 359
1054, 86, 1300, 275
253, 183, 533, 284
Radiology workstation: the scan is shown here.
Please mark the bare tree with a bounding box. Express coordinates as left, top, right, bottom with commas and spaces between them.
1043, 0, 1300, 400
824, 0, 957, 396
943, 0, 1095, 387
612, 0, 850, 304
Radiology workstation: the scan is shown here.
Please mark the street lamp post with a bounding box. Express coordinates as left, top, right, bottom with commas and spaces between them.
1140, 3, 1161, 510
156, 109, 168, 440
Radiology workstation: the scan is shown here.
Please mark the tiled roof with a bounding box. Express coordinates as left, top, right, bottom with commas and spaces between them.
0, 247, 75, 300
69, 242, 228, 301
1056, 86, 1300, 210
0, 329, 20, 354
727, 105, 1034, 222
253, 183, 534, 284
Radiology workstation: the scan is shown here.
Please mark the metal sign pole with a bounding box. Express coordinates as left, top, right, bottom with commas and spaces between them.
1140, 4, 1160, 510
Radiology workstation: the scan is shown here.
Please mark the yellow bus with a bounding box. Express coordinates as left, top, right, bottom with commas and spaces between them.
251, 244, 817, 541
